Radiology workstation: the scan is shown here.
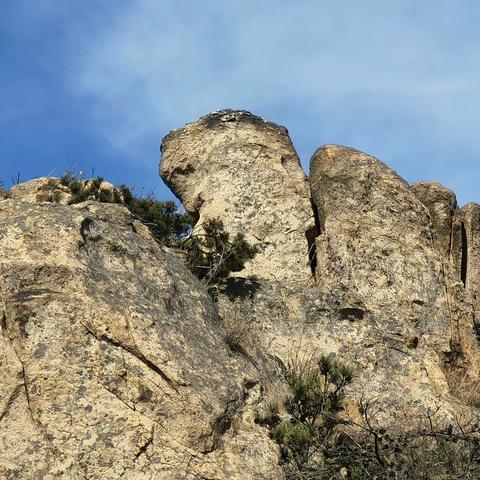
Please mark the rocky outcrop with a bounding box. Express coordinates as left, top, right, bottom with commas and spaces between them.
9, 177, 72, 204
310, 145, 438, 314
0, 199, 282, 479
305, 145, 480, 418
3, 110, 480, 477
160, 110, 315, 286
212, 141, 480, 426
410, 181, 457, 261
452, 203, 480, 291
452, 203, 480, 305
8, 177, 127, 206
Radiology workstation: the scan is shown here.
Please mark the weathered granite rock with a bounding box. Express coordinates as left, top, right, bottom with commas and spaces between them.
452, 203, 480, 301
160, 110, 315, 286
0, 199, 283, 479
310, 145, 443, 314
0, 188, 7, 200
263, 144, 480, 420
9, 177, 72, 204
212, 143, 480, 428
410, 181, 457, 261
9, 177, 128, 206
453, 203, 480, 291
410, 184, 480, 363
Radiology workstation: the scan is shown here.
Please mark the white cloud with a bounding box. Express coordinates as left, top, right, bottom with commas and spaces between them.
70, 0, 480, 201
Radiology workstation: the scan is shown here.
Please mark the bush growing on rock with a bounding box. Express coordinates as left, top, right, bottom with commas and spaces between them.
179, 218, 258, 285
264, 353, 480, 479
57, 173, 257, 283
60, 173, 193, 243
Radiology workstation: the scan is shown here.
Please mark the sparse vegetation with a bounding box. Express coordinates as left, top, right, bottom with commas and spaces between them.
262, 353, 480, 479
59, 173, 257, 284
0, 181, 7, 198
219, 299, 256, 353
60, 173, 124, 205
60, 172, 193, 243
179, 218, 257, 286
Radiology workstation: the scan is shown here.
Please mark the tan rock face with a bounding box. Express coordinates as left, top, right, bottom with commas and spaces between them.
311, 145, 440, 316
9, 177, 72, 204
0, 199, 282, 479
9, 177, 128, 206
160, 110, 315, 286
262, 144, 480, 420
4, 112, 480, 476
410, 181, 457, 261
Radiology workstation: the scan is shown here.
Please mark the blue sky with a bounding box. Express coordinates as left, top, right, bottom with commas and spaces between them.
1, 1, 480, 205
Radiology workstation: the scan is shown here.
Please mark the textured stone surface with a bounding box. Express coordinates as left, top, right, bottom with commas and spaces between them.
214, 141, 480, 431
311, 145, 440, 314
9, 177, 72, 204
411, 181, 457, 261
451, 203, 480, 307
0, 199, 282, 479
160, 110, 315, 286
4, 112, 480, 476
452, 203, 480, 290
279, 144, 480, 419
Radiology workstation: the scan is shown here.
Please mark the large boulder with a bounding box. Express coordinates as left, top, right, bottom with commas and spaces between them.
0, 199, 282, 479
160, 110, 316, 286
285, 144, 480, 420
310, 145, 440, 315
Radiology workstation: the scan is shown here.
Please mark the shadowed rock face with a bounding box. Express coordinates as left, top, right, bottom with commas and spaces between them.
160, 110, 315, 286
452, 203, 480, 299
0, 200, 282, 480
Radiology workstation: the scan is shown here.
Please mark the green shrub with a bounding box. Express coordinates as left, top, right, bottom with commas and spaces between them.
59, 173, 256, 283
125, 195, 192, 244
179, 218, 257, 285
269, 354, 353, 474
266, 353, 480, 479
60, 173, 193, 244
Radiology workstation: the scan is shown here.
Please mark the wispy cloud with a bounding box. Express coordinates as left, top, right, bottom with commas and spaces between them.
69, 0, 480, 202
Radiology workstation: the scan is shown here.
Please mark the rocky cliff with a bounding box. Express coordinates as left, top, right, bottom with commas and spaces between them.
1, 109, 480, 478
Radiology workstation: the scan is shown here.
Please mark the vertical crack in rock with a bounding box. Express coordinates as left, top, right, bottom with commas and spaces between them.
0, 384, 22, 424
134, 426, 155, 460
305, 201, 321, 277
461, 222, 468, 287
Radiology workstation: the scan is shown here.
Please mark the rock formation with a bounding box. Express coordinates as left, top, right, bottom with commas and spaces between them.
161, 117, 480, 425
410, 181, 457, 262
8, 177, 73, 204
160, 110, 315, 286
450, 203, 480, 316
2, 109, 480, 478
0, 199, 282, 479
